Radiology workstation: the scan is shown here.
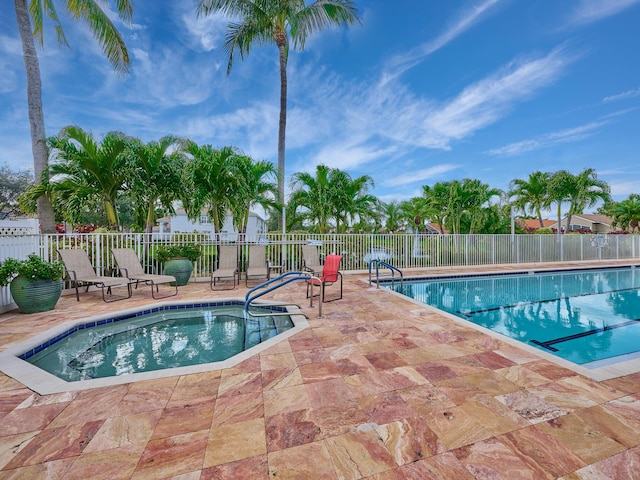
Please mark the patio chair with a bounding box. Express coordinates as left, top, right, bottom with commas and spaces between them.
211, 245, 239, 290
306, 254, 343, 302
57, 249, 133, 302
301, 244, 323, 275
245, 245, 269, 287
111, 248, 178, 299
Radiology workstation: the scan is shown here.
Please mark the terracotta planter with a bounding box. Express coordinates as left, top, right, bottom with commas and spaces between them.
163, 258, 193, 286
10, 275, 63, 314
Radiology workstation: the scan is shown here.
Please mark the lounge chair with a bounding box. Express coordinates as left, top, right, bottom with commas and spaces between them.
301, 244, 323, 275
57, 249, 133, 302
307, 254, 343, 302
211, 245, 239, 290
111, 248, 178, 299
245, 245, 269, 287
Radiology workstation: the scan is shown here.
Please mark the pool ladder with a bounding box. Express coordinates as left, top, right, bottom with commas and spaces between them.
368, 260, 404, 289
244, 271, 325, 318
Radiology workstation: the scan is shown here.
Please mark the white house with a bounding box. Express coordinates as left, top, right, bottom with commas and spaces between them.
157, 208, 268, 241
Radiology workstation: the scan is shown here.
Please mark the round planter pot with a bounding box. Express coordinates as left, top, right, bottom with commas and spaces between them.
163, 258, 193, 286
10, 275, 63, 314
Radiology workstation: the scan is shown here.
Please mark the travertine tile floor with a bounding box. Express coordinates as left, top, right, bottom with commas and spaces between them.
1, 263, 640, 479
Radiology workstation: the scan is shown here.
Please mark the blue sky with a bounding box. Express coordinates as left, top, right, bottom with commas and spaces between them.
2, 0, 640, 212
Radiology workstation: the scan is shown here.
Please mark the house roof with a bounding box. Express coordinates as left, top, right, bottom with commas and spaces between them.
518, 219, 555, 229
571, 214, 613, 226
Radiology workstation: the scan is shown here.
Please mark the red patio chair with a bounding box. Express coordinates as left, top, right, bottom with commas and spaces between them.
306, 254, 343, 302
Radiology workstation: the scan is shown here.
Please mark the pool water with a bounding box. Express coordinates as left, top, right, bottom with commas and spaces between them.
388, 267, 640, 366
24, 304, 293, 382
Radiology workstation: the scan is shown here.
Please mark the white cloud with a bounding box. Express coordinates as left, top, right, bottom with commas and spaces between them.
486, 121, 608, 156
121, 47, 218, 108
181, 10, 228, 52
608, 179, 640, 197
603, 87, 640, 103
385, 164, 461, 187
307, 140, 398, 171
380, 0, 502, 84
568, 0, 640, 25
426, 47, 573, 141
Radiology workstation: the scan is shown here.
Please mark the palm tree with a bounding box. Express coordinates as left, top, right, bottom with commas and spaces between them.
289, 165, 336, 233
611, 195, 640, 232
14, 0, 132, 233
196, 0, 361, 229
47, 126, 129, 227
399, 197, 430, 233
329, 169, 377, 233
229, 155, 279, 239
124, 136, 185, 233
458, 179, 502, 234
423, 184, 449, 234
381, 201, 402, 233
183, 144, 240, 240
508, 171, 552, 228
548, 170, 574, 234
564, 168, 611, 232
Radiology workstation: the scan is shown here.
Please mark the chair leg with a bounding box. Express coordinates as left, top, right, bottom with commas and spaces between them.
151, 282, 178, 299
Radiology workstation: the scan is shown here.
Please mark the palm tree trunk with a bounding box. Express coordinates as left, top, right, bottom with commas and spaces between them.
536, 208, 544, 228
14, 0, 56, 233
104, 199, 119, 227
276, 31, 287, 231
145, 200, 155, 233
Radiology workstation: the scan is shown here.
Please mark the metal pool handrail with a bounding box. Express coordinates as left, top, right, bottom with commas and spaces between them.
244, 271, 324, 318
368, 260, 404, 288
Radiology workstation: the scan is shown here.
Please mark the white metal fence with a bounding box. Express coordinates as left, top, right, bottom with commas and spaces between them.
1, 232, 638, 310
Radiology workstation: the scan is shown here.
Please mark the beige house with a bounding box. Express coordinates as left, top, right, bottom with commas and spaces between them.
548, 214, 617, 233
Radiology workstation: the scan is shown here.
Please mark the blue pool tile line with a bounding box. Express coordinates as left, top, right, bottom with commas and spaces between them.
378, 265, 633, 285
18, 300, 288, 361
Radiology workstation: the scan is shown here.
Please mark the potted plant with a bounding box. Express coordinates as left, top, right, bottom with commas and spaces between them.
0, 254, 65, 313
155, 244, 201, 286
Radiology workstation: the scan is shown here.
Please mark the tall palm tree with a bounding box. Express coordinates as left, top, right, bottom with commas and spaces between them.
564, 168, 611, 232
196, 0, 361, 229
124, 136, 185, 233
47, 126, 129, 227
183, 144, 241, 240
508, 171, 552, 228
14, 0, 132, 233
229, 155, 279, 239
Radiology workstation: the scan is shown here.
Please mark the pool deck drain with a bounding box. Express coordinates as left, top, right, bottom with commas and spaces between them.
1, 261, 640, 479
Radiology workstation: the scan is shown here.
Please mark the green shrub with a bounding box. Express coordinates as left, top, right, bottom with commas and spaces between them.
155, 244, 202, 263
0, 254, 65, 286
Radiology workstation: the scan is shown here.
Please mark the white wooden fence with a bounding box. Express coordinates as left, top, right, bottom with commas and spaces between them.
1, 232, 638, 311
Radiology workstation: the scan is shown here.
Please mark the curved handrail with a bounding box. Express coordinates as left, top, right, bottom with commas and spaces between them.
368, 259, 403, 289
244, 271, 325, 318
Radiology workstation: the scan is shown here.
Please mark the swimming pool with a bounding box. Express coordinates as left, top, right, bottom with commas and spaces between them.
1, 299, 308, 394
387, 267, 640, 366
22, 302, 293, 382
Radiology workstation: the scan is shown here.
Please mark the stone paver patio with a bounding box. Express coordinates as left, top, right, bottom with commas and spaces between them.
1, 263, 640, 479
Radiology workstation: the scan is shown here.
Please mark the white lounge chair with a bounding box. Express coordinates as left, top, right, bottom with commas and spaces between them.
211, 245, 238, 290
112, 248, 178, 299
58, 249, 133, 302
245, 245, 269, 287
